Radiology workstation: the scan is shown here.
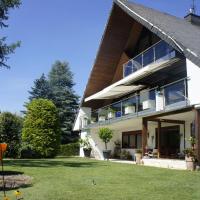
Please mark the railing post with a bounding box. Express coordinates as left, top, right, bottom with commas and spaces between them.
136, 94, 139, 115
121, 101, 123, 117
141, 54, 143, 68
153, 47, 156, 63
184, 78, 188, 105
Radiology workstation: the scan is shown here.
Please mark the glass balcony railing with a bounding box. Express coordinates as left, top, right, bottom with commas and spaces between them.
123, 40, 175, 77
81, 78, 188, 127
89, 88, 157, 124
163, 79, 187, 109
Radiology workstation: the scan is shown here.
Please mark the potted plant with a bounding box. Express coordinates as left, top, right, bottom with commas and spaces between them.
124, 102, 135, 115
184, 136, 196, 171
98, 109, 107, 122
113, 140, 121, 158
135, 149, 142, 164
107, 107, 115, 119
184, 148, 195, 171
120, 150, 131, 160
79, 136, 92, 158
91, 116, 97, 124
98, 127, 113, 160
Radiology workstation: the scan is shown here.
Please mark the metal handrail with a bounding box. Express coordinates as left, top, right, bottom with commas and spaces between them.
91, 77, 188, 122
123, 40, 175, 77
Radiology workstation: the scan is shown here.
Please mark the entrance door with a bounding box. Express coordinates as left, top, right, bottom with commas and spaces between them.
156, 125, 180, 158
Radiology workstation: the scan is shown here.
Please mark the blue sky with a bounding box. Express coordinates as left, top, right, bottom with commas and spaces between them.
0, 0, 199, 114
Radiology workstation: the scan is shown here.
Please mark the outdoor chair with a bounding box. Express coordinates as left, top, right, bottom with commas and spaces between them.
148, 149, 158, 158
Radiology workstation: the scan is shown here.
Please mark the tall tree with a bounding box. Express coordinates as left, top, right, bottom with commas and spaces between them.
48, 61, 79, 144
0, 0, 21, 68
0, 112, 23, 158
28, 73, 52, 101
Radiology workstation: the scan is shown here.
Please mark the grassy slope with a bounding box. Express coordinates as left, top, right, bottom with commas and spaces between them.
1, 157, 200, 200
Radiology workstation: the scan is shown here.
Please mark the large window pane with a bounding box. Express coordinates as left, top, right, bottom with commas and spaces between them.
138, 90, 156, 112
143, 47, 154, 67
122, 96, 137, 115
129, 135, 136, 148
122, 135, 129, 148
155, 40, 174, 60
132, 55, 143, 71
112, 102, 122, 118
136, 134, 142, 149
124, 60, 133, 77
164, 81, 185, 106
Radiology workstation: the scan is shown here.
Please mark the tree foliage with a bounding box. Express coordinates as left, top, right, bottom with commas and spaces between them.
28, 73, 52, 101
98, 127, 113, 150
48, 61, 79, 144
0, 112, 23, 157
0, 0, 21, 68
22, 99, 61, 158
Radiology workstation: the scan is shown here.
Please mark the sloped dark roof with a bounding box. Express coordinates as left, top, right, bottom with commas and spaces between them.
115, 0, 200, 67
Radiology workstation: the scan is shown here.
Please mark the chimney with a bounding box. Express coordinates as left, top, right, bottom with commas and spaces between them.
184, 13, 200, 26
184, 0, 200, 26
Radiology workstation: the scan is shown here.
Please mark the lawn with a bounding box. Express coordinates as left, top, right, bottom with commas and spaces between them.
1, 157, 200, 200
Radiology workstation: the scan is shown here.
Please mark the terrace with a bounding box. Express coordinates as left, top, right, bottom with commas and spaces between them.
81, 78, 189, 128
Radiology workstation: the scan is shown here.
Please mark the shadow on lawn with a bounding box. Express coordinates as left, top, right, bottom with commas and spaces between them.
4, 159, 104, 168
0, 171, 24, 176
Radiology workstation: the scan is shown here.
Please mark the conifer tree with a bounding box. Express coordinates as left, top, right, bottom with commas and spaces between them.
48, 61, 79, 144
28, 73, 52, 101
0, 0, 21, 68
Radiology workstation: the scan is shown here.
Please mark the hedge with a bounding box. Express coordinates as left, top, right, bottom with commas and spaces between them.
59, 143, 79, 156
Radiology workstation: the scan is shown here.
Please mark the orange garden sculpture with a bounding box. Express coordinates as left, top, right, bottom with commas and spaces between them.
0, 143, 8, 199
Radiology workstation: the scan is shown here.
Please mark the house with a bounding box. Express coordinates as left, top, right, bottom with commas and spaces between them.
73, 0, 200, 169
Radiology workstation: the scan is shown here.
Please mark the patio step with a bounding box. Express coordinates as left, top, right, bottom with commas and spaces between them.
142, 158, 187, 170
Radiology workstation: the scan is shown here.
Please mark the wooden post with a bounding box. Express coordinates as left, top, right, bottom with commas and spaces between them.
157, 121, 161, 158
195, 109, 200, 163
142, 118, 148, 156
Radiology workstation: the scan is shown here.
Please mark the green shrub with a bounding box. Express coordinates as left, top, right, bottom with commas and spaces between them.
0, 112, 23, 158
59, 143, 79, 156
22, 99, 61, 158
19, 142, 40, 159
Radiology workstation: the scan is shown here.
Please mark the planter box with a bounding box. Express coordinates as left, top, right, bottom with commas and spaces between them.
185, 156, 195, 171
103, 150, 111, 160
108, 112, 115, 119
99, 116, 106, 122
124, 106, 135, 115
135, 153, 142, 164
83, 148, 92, 158
142, 100, 155, 110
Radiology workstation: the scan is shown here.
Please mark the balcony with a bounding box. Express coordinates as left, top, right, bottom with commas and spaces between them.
82, 78, 188, 128
123, 40, 176, 77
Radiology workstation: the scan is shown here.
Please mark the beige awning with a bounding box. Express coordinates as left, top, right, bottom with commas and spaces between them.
85, 85, 144, 101
85, 58, 179, 102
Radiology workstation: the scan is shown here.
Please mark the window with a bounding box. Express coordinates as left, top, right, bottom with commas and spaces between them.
122, 131, 142, 149
164, 80, 185, 106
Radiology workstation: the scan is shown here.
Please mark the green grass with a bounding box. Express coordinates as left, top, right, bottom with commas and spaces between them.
1, 157, 200, 200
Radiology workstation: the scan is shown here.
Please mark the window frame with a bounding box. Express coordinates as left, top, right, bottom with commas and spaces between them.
122, 130, 142, 149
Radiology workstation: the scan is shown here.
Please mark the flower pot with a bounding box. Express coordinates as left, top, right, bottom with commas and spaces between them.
124, 106, 135, 115
99, 116, 106, 122
83, 148, 92, 158
108, 112, 115, 119
135, 153, 142, 164
185, 156, 195, 171
103, 150, 111, 160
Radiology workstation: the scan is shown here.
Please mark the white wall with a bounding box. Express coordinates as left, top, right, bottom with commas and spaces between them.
80, 131, 88, 157
89, 129, 121, 160
73, 107, 91, 131
186, 59, 200, 106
